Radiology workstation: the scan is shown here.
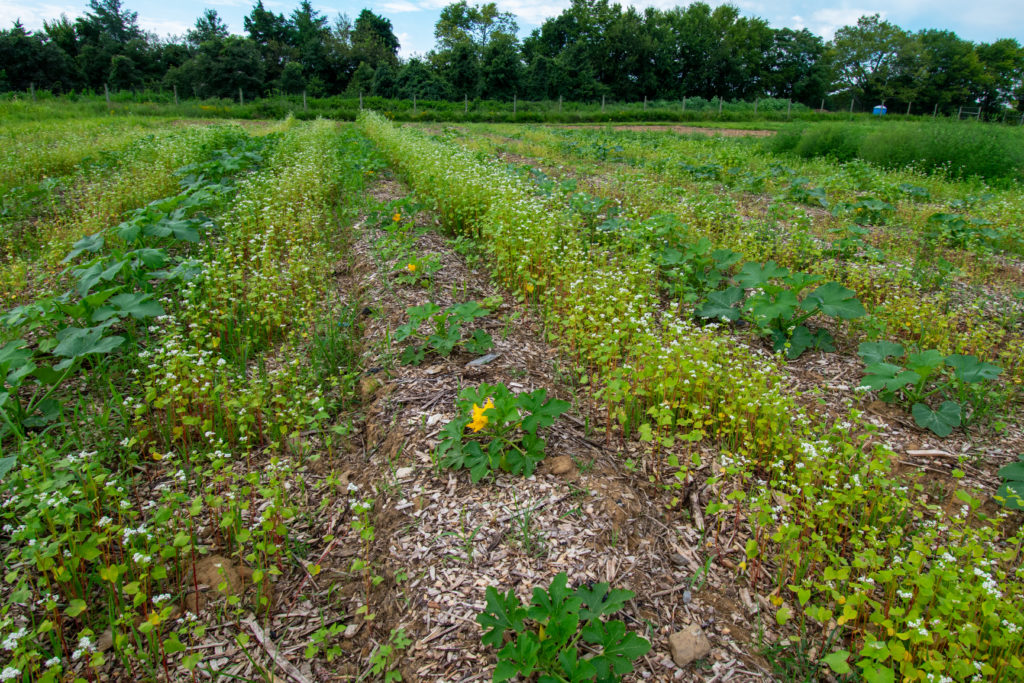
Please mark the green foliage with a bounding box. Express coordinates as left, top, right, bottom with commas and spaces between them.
477, 572, 650, 682
436, 382, 569, 482
771, 121, 1024, 182
858, 341, 1003, 436
697, 261, 865, 358
995, 454, 1024, 510
924, 212, 1001, 249
393, 301, 493, 365
656, 237, 741, 304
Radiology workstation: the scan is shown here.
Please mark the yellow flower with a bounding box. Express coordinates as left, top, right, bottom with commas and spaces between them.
393, 212, 402, 222
469, 399, 494, 432
738, 561, 747, 571
525, 282, 535, 293
406, 263, 417, 273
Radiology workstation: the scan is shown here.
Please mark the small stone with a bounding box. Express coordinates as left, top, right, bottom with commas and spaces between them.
395, 466, 415, 479
668, 624, 712, 668
97, 629, 114, 652
343, 623, 361, 639
547, 455, 574, 476
682, 589, 692, 605
465, 353, 501, 367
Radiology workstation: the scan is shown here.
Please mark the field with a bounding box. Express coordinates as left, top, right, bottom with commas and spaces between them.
0, 110, 1022, 683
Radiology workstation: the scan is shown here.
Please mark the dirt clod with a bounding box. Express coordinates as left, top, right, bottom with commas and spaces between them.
669, 623, 713, 667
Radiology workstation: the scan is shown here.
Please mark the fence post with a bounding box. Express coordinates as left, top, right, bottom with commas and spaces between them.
682, 96, 686, 112
239, 87, 243, 106
849, 97, 854, 117
787, 98, 791, 118
957, 106, 962, 119
820, 98, 824, 111
933, 103, 938, 117
173, 84, 178, 106
105, 83, 111, 109
465, 94, 468, 114
303, 89, 307, 111
753, 98, 758, 115
717, 97, 722, 115
360, 91, 363, 110
30, 82, 35, 101
906, 101, 911, 115
643, 95, 647, 111
513, 93, 516, 115
559, 95, 562, 112
601, 94, 605, 112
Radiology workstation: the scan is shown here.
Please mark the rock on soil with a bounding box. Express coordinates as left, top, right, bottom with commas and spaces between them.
669, 623, 713, 667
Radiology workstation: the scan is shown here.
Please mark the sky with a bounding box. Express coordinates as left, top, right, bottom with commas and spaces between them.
2, 0, 1022, 58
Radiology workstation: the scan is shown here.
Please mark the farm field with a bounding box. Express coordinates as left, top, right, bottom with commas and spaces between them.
1, 112, 1022, 683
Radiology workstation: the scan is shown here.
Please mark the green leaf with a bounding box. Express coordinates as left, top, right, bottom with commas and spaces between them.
163, 634, 187, 655
494, 635, 540, 682
912, 401, 961, 438
906, 350, 945, 376
129, 248, 168, 269
782, 325, 834, 359
91, 293, 165, 322
556, 647, 597, 682
527, 572, 580, 625
735, 261, 789, 289
996, 456, 1024, 511
53, 326, 125, 365
464, 328, 493, 354
0, 456, 15, 481
995, 481, 1024, 511
695, 286, 742, 321
576, 582, 633, 621
748, 289, 798, 324
581, 619, 650, 677
448, 301, 489, 322
860, 363, 918, 394
776, 606, 792, 625
65, 599, 87, 617
477, 586, 527, 648
63, 233, 105, 263
945, 354, 1002, 383
858, 340, 905, 365
518, 390, 570, 435
822, 650, 852, 674
803, 282, 865, 320
181, 653, 203, 670
997, 457, 1024, 482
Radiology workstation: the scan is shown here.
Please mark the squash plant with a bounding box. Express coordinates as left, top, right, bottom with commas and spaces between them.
477, 572, 650, 682
858, 341, 1003, 437
697, 261, 865, 358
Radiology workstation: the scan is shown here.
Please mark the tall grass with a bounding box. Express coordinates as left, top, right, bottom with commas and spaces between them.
768, 120, 1024, 182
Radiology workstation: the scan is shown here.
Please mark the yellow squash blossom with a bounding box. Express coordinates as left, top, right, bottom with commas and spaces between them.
406, 263, 417, 273
393, 212, 402, 222
469, 399, 494, 432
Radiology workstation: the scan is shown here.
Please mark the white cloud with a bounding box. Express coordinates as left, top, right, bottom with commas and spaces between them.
377, 0, 424, 13
0, 2, 80, 31
806, 8, 884, 40
140, 17, 191, 39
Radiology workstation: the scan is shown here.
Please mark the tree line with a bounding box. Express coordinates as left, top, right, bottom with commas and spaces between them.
2, 0, 1022, 114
